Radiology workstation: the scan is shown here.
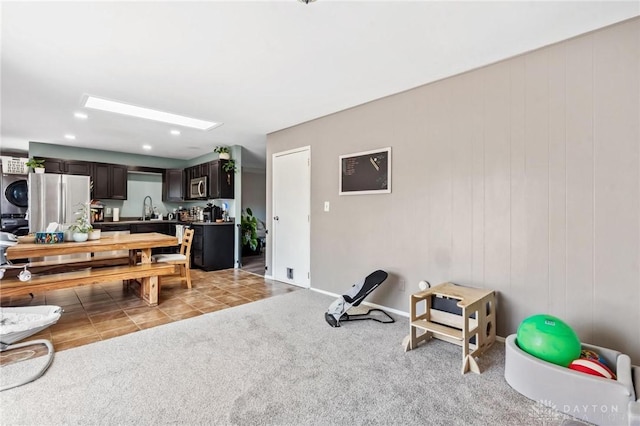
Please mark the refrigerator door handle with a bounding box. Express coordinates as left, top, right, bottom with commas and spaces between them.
61, 180, 66, 224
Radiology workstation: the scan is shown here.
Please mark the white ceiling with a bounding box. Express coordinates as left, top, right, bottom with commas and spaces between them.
2, 1, 638, 169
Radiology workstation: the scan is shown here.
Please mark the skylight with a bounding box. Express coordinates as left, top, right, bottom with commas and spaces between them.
83, 96, 221, 131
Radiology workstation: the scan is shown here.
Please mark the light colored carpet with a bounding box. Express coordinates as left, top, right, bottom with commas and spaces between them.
0, 290, 577, 425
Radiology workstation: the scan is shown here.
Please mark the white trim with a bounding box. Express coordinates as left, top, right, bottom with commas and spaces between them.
274, 145, 311, 157
310, 288, 508, 340
339, 147, 391, 195
272, 145, 311, 289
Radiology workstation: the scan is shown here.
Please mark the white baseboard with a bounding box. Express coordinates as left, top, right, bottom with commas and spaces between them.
309, 287, 409, 318
308, 287, 507, 341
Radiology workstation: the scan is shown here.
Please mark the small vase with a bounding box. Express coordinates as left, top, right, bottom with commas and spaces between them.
34, 168, 45, 174
73, 232, 88, 242
219, 152, 230, 160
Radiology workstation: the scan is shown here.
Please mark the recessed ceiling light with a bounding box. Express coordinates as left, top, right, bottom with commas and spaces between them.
170, 129, 181, 136
143, 145, 152, 150
74, 112, 88, 119
83, 95, 222, 130
64, 134, 76, 140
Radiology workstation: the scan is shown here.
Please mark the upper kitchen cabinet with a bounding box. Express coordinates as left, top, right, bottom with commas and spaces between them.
41, 157, 92, 176
186, 163, 208, 181
93, 163, 128, 200
163, 169, 184, 202
208, 159, 234, 199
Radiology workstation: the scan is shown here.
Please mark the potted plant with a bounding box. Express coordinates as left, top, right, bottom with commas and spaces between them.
25, 158, 45, 173
69, 203, 93, 242
214, 146, 231, 160
241, 207, 259, 256
222, 159, 237, 174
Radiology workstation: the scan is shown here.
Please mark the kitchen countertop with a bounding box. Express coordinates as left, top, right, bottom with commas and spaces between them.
189, 221, 235, 226
94, 220, 235, 226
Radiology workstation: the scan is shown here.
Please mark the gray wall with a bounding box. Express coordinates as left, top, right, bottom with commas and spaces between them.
266, 18, 640, 362
241, 169, 266, 223
29, 142, 185, 168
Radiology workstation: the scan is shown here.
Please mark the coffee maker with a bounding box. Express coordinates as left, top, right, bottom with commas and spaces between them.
90, 204, 104, 223
203, 203, 213, 222
213, 205, 222, 221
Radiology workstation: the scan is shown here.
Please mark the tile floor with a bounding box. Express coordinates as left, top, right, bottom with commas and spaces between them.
0, 268, 300, 365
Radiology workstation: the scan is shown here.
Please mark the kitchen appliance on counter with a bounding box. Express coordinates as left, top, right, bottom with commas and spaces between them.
213, 205, 222, 221
90, 203, 104, 223
203, 203, 221, 222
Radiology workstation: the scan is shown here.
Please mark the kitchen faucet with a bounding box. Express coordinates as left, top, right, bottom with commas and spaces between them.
142, 196, 153, 221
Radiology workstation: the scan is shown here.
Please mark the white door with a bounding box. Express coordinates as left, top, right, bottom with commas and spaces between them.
272, 147, 310, 288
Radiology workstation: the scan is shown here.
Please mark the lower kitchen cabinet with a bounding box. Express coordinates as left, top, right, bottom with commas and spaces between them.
191, 223, 234, 271
130, 222, 176, 254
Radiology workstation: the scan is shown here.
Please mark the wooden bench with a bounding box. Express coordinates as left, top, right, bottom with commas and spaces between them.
0, 263, 176, 304
1, 255, 130, 278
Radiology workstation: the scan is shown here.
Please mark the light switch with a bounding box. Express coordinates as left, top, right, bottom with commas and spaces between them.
106, 207, 112, 214
324, 201, 330, 212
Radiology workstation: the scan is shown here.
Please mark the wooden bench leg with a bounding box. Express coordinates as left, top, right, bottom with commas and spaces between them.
141, 276, 159, 306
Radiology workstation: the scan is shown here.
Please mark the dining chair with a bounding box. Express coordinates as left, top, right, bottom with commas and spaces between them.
151, 228, 194, 289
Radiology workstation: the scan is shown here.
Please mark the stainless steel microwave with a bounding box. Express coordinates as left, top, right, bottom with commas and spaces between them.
189, 176, 207, 199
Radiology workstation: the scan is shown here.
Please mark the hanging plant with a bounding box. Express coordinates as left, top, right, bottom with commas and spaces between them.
223, 159, 237, 174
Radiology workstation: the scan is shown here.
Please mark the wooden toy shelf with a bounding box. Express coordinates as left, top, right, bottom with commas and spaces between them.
404, 282, 496, 374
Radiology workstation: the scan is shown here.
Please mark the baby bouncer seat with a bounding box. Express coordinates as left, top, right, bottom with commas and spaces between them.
325, 270, 394, 327
0, 305, 63, 391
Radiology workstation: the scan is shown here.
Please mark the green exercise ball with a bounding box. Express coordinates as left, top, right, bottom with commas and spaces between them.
516, 314, 581, 367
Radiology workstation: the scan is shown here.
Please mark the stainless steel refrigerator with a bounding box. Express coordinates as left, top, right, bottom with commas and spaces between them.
28, 173, 91, 247
29, 173, 90, 233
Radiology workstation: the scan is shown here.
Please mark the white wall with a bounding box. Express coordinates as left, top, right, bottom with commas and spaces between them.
267, 18, 640, 362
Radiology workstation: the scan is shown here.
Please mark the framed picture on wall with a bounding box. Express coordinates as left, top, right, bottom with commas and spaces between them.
339, 147, 391, 195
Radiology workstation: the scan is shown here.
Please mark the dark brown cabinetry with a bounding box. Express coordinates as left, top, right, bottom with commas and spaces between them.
93, 163, 128, 200
66, 161, 93, 176
185, 163, 210, 200
191, 223, 234, 271
186, 163, 208, 180
208, 160, 235, 199
163, 169, 184, 202
41, 157, 92, 176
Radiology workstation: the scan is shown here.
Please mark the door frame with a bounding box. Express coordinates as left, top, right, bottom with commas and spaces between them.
270, 145, 310, 288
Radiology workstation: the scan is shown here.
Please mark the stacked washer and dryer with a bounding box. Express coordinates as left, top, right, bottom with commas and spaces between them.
1, 156, 29, 237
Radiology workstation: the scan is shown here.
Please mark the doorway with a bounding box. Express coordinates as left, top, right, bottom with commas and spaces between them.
240, 169, 267, 276
272, 146, 310, 288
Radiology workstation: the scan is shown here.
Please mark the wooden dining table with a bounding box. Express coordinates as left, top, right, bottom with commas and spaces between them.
5, 232, 178, 305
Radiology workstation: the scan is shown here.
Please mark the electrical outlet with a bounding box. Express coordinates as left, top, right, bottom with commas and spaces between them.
106, 207, 112, 214
399, 279, 405, 291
